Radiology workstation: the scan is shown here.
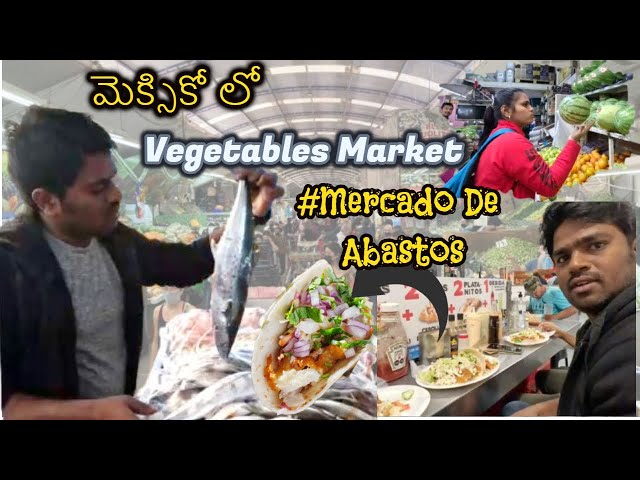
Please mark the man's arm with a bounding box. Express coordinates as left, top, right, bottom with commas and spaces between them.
511, 397, 560, 417
539, 322, 576, 347
550, 306, 578, 321
123, 224, 215, 288
3, 394, 155, 420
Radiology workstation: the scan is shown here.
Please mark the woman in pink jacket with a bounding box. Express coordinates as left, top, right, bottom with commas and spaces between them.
474, 88, 591, 199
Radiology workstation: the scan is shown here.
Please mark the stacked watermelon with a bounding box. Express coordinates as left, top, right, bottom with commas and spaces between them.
594, 99, 636, 135
559, 95, 592, 125
572, 61, 628, 94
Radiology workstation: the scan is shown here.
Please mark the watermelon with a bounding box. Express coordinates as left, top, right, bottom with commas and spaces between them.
614, 105, 636, 135
588, 101, 602, 122
595, 67, 617, 86
586, 72, 604, 89
559, 95, 592, 125
604, 98, 620, 106
615, 72, 626, 83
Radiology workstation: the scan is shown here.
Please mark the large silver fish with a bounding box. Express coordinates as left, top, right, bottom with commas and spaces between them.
210, 180, 254, 358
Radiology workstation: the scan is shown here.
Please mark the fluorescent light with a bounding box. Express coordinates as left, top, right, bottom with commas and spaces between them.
298, 131, 315, 136
207, 112, 241, 125
313, 97, 342, 104
398, 73, 440, 91
595, 169, 640, 178
372, 123, 382, 129
269, 66, 306, 75
350, 99, 397, 111
1, 82, 40, 107
110, 134, 140, 149
347, 119, 372, 127
236, 127, 259, 136
357, 67, 399, 80
316, 131, 335, 136
282, 97, 343, 105
307, 64, 348, 73
351, 99, 382, 109
244, 102, 274, 113
291, 117, 340, 123
259, 121, 286, 129
282, 98, 312, 105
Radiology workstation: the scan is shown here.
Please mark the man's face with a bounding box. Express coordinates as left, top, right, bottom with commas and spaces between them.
441, 104, 453, 119
552, 220, 636, 318
382, 224, 393, 235
56, 152, 122, 239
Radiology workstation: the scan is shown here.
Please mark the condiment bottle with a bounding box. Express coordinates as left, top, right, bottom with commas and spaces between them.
376, 302, 410, 382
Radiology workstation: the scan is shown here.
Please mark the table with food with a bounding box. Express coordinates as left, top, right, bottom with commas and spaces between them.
375, 279, 585, 417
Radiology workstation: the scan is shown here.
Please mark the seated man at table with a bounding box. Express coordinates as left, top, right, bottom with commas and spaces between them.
505, 202, 636, 416
523, 275, 577, 321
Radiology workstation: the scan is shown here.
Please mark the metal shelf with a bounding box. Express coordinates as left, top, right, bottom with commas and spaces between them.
582, 81, 630, 98
594, 168, 640, 178
590, 127, 629, 141
463, 79, 551, 92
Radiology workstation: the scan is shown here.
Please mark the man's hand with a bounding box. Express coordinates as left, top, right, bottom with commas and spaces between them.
91, 395, 157, 420
539, 321, 562, 337
234, 168, 285, 218
511, 398, 559, 417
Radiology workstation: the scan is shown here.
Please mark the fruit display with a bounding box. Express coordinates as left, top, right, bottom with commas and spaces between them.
538, 146, 561, 166
559, 95, 592, 125
456, 126, 479, 140
563, 149, 632, 188
572, 61, 630, 94
594, 99, 636, 135
139, 222, 199, 244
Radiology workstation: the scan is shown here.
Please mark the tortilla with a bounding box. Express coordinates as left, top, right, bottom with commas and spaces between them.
251, 259, 372, 415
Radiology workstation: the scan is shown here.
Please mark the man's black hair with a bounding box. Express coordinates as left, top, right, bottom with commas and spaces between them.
5, 106, 115, 209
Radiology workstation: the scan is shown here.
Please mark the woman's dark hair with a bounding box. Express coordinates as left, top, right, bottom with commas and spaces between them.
541, 202, 636, 256
478, 88, 525, 146
5, 106, 114, 208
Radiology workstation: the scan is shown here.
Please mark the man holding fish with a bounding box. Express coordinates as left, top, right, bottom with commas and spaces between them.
0, 106, 283, 419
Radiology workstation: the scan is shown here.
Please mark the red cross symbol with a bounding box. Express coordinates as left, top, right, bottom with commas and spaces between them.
448, 304, 455, 314
482, 300, 488, 308
402, 309, 414, 321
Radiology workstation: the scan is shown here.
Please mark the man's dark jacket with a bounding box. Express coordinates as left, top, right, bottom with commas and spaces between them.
0, 216, 214, 407
558, 284, 636, 416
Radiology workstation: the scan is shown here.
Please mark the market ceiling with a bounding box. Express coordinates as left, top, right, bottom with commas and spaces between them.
2, 59, 481, 186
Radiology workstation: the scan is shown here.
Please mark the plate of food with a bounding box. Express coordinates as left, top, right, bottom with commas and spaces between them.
377, 385, 431, 417
415, 349, 501, 390
504, 328, 553, 346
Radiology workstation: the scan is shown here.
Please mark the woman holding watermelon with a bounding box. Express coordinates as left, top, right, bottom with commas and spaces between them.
472, 88, 591, 199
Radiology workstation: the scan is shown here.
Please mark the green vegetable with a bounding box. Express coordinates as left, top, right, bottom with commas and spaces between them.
320, 373, 331, 379
596, 103, 623, 132
308, 276, 322, 291
286, 306, 323, 325
338, 339, 370, 349
402, 390, 415, 401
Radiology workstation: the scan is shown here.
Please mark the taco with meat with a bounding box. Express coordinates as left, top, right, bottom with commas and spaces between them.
251, 260, 374, 414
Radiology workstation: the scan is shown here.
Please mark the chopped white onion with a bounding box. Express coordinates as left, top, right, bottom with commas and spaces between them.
317, 285, 327, 295
298, 319, 320, 334
326, 309, 336, 318
309, 289, 320, 306
342, 306, 360, 319
335, 303, 349, 314
344, 348, 356, 359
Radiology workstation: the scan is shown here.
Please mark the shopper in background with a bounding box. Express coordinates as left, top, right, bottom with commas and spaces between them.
473, 88, 591, 199
440, 102, 454, 121
0, 106, 283, 420
149, 287, 195, 368
523, 275, 577, 321
506, 202, 636, 416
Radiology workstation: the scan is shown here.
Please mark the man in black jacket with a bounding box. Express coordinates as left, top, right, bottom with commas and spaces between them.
510, 202, 636, 416
0, 106, 283, 419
